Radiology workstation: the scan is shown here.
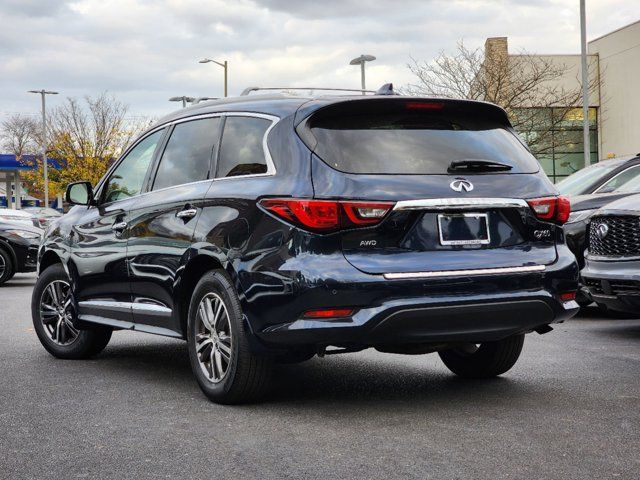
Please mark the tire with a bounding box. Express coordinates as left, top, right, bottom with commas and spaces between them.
187, 270, 272, 404
32, 263, 112, 359
438, 334, 525, 378
0, 247, 14, 286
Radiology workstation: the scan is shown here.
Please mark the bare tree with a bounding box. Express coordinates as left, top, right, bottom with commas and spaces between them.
47, 92, 144, 162
0, 114, 39, 159
405, 40, 599, 155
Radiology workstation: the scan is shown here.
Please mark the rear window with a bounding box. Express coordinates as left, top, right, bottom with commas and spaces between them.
306, 104, 539, 175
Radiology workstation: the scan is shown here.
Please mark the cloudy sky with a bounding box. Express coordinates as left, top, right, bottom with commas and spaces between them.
1, 0, 639, 120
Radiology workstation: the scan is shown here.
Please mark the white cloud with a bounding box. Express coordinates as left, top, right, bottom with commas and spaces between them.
0, 0, 639, 120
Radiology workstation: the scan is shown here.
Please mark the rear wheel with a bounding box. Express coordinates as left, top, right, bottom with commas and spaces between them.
32, 263, 112, 359
438, 334, 525, 378
0, 248, 14, 286
187, 270, 272, 404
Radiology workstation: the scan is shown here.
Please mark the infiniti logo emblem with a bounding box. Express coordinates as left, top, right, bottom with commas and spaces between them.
450, 178, 474, 192
595, 223, 609, 240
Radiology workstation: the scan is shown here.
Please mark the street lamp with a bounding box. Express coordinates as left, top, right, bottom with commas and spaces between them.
28, 89, 58, 208
349, 54, 376, 93
199, 58, 228, 97
169, 96, 196, 108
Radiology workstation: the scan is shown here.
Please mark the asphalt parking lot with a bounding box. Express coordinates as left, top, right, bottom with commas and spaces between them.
1, 273, 639, 480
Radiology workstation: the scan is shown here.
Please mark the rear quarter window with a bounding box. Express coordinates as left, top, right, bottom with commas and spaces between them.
216, 117, 271, 178
305, 103, 540, 175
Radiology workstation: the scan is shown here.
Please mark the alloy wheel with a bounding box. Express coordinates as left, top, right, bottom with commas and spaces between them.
195, 292, 233, 383
0, 254, 5, 277
39, 280, 79, 345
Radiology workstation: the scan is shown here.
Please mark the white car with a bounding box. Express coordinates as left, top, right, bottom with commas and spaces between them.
0, 208, 39, 228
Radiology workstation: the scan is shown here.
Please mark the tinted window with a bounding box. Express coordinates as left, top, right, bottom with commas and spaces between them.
556, 161, 620, 195
596, 165, 640, 193
153, 118, 221, 190
103, 129, 163, 203
217, 117, 270, 178
309, 111, 539, 175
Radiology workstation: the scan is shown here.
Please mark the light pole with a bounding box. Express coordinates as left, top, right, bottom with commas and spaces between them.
349, 54, 376, 93
580, 0, 591, 167
169, 96, 196, 108
199, 58, 228, 97
28, 89, 58, 208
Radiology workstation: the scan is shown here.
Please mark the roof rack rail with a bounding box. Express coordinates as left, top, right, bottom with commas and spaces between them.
240, 86, 378, 96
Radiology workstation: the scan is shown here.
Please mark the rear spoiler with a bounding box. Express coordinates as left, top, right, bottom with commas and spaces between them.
294, 97, 512, 151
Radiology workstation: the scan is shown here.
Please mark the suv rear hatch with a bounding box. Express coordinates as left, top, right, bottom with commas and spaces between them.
296, 98, 562, 275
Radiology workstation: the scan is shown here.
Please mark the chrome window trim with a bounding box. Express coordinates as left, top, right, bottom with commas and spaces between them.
383, 265, 546, 280
95, 111, 280, 204
393, 198, 530, 211
593, 164, 640, 194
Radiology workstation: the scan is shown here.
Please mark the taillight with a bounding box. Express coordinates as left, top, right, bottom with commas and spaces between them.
259, 198, 394, 232
341, 202, 394, 226
527, 196, 571, 224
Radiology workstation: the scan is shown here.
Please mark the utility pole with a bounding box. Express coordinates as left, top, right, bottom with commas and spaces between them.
580, 0, 591, 167
28, 89, 58, 207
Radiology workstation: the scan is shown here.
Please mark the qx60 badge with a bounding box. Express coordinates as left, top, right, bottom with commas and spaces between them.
450, 178, 474, 192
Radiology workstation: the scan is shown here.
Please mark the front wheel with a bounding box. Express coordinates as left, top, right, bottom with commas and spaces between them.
32, 263, 112, 359
187, 270, 272, 404
438, 334, 525, 378
0, 248, 14, 286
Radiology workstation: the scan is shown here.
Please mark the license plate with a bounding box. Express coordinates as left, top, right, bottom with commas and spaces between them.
438, 213, 490, 246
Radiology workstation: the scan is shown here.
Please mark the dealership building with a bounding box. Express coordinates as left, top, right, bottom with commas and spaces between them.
485, 20, 640, 182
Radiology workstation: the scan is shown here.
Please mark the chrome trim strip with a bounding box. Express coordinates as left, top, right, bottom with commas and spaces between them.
383, 265, 546, 280
78, 300, 172, 315
393, 198, 529, 211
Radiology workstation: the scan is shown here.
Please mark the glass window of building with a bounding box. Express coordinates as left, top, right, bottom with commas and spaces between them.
512, 107, 598, 183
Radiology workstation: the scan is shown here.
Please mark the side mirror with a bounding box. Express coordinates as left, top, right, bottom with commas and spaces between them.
65, 181, 94, 206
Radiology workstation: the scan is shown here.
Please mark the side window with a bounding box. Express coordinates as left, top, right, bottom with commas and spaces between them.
216, 117, 271, 178
102, 129, 164, 203
597, 165, 640, 193
152, 117, 221, 191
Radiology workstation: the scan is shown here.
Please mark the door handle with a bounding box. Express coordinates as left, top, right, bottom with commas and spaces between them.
112, 221, 128, 233
176, 208, 197, 220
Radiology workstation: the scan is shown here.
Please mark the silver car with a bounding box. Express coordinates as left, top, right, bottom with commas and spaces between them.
582, 193, 640, 314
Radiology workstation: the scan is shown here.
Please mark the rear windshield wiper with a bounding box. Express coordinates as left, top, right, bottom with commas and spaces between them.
448, 159, 513, 172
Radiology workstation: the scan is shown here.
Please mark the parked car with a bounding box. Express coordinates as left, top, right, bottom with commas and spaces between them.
0, 220, 42, 285
582, 193, 640, 315
31, 91, 579, 404
565, 192, 635, 266
0, 208, 39, 228
556, 154, 640, 196
564, 172, 640, 305
23, 207, 63, 229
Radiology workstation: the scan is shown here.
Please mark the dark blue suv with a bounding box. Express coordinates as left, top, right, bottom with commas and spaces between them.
32, 92, 579, 403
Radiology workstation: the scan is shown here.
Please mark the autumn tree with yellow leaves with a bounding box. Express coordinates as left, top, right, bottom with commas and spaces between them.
21, 93, 151, 201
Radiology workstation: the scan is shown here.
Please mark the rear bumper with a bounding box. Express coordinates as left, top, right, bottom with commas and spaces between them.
259, 294, 578, 346
582, 257, 640, 314
244, 246, 580, 348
